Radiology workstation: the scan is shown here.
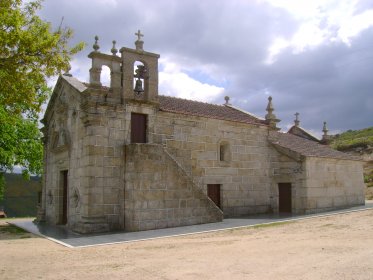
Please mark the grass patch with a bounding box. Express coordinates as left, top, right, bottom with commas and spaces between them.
227, 221, 294, 233
252, 221, 293, 229
0, 224, 28, 235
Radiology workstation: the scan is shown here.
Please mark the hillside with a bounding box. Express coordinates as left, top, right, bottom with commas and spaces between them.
330, 127, 373, 199
0, 173, 41, 217
330, 127, 373, 152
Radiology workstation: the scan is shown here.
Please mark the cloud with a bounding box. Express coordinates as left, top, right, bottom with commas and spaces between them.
159, 60, 225, 103
38, 0, 373, 134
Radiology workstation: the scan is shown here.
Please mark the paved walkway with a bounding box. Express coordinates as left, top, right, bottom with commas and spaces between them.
11, 201, 373, 248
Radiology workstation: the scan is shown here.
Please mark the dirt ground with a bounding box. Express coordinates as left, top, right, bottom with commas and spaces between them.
1, 209, 373, 280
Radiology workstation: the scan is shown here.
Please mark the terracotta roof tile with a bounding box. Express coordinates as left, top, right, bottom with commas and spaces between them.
159, 95, 265, 125
65, 77, 264, 125
269, 131, 361, 161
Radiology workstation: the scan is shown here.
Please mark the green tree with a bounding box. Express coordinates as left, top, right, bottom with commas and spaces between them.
0, 0, 84, 199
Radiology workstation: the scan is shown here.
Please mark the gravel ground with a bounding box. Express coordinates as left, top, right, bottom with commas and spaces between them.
1, 209, 373, 280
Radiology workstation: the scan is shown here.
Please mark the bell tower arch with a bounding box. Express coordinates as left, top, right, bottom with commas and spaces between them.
88, 37, 122, 101
120, 30, 160, 103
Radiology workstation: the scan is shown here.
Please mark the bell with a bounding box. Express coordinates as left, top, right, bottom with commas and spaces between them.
134, 78, 144, 94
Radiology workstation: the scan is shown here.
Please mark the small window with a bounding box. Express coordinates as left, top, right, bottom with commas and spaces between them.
219, 142, 230, 162
220, 144, 226, 161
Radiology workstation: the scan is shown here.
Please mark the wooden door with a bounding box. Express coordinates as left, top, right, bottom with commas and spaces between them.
278, 183, 292, 213
207, 184, 221, 208
131, 113, 147, 143
61, 170, 68, 225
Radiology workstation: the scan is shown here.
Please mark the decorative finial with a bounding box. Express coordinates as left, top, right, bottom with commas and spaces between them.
93, 35, 100, 52
294, 112, 300, 127
63, 65, 72, 77
265, 96, 280, 130
111, 40, 118, 56
224, 96, 231, 105
322, 121, 328, 136
135, 30, 144, 51
266, 96, 274, 111
321, 121, 331, 144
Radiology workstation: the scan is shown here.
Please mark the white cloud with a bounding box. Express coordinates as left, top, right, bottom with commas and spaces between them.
338, 9, 373, 44
263, 0, 330, 19
264, 0, 373, 62
38, 0, 373, 133
158, 56, 226, 102
100, 66, 111, 87
266, 37, 289, 64
159, 61, 225, 102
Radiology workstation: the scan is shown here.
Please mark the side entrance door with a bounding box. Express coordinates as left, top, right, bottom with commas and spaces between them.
278, 183, 292, 213
131, 113, 147, 143
207, 184, 221, 209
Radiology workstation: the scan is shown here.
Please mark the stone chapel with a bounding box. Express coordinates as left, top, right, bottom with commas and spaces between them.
36, 32, 365, 233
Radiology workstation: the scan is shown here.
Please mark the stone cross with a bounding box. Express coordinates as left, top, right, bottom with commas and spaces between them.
135, 30, 144, 41
294, 112, 300, 127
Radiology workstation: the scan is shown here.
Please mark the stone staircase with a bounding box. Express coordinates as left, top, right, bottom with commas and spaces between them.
124, 143, 223, 232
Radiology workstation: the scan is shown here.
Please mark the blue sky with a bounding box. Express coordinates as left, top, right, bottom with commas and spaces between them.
39, 0, 373, 137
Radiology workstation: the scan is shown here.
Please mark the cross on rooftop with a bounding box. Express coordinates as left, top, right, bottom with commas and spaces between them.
294, 112, 300, 126
295, 112, 299, 120
135, 30, 144, 41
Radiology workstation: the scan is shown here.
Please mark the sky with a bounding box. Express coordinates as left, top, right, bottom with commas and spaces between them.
39, 0, 373, 137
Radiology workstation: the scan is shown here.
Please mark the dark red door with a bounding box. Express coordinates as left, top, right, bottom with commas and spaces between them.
131, 113, 147, 143
207, 184, 221, 208
278, 183, 292, 213
61, 170, 68, 224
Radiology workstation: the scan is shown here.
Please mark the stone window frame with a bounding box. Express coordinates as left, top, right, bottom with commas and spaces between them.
125, 104, 156, 144
218, 140, 231, 166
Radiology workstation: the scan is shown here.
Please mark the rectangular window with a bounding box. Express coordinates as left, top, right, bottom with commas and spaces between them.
220, 145, 225, 161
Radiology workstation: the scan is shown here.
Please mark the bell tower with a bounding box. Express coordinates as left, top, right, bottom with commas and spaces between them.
88, 36, 122, 101
120, 30, 160, 103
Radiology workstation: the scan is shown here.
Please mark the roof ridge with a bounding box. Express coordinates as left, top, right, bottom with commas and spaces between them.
159, 95, 266, 126
269, 131, 362, 161
225, 104, 265, 121
159, 95, 226, 107
288, 125, 320, 142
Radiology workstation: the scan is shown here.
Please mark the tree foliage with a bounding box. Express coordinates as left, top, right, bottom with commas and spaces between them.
0, 0, 84, 199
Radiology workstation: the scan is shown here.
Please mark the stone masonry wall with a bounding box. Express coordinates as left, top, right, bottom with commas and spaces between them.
124, 144, 223, 231
43, 80, 82, 227
303, 157, 365, 214
72, 88, 128, 233
268, 146, 306, 214
152, 111, 273, 217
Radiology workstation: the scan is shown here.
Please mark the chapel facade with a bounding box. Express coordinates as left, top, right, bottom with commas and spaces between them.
36, 32, 365, 233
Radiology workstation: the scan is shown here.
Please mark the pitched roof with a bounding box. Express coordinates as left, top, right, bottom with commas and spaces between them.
61, 76, 266, 125
158, 95, 265, 125
288, 125, 320, 143
63, 75, 88, 92
269, 131, 361, 161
